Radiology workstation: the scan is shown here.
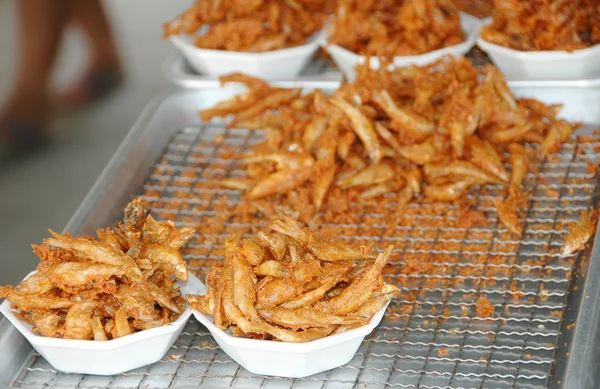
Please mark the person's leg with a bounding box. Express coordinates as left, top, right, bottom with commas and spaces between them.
69, 0, 121, 68
1, 0, 70, 143
60, 0, 123, 106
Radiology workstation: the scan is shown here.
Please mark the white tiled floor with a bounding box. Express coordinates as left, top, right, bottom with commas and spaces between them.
0, 0, 190, 285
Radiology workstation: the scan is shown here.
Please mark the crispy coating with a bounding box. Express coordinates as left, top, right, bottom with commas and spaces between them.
561, 211, 596, 255
199, 58, 578, 222
164, 0, 333, 52
45, 232, 142, 282
257, 306, 367, 330
187, 218, 397, 342
329, 0, 465, 56
496, 198, 522, 235
333, 284, 400, 334
0, 199, 194, 340
480, 0, 600, 52
315, 246, 393, 315
64, 302, 97, 340
507, 143, 530, 198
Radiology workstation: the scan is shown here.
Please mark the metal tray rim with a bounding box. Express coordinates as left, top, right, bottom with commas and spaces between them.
2, 88, 600, 389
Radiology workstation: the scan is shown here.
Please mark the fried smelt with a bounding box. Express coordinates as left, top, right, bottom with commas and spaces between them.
0, 286, 75, 310
315, 246, 393, 315
508, 143, 530, 198
424, 179, 477, 202
257, 306, 367, 330
90, 316, 108, 341
333, 284, 400, 334
336, 163, 395, 189
308, 240, 372, 262
312, 164, 336, 211
142, 243, 188, 282
280, 273, 345, 309
397, 166, 422, 211
330, 97, 382, 164
469, 137, 510, 183
561, 211, 595, 255
241, 152, 314, 171
372, 90, 434, 141
114, 306, 132, 339
45, 231, 142, 282
256, 278, 301, 307
496, 198, 522, 235
255, 260, 289, 278
240, 239, 265, 266
16, 272, 54, 295
221, 253, 266, 336
258, 231, 288, 260
424, 161, 506, 185
234, 89, 302, 123
539, 120, 575, 157
227, 238, 259, 321
248, 166, 314, 199
398, 137, 437, 165
32, 311, 63, 338
220, 177, 255, 191
41, 262, 128, 290
64, 302, 97, 340
115, 284, 159, 322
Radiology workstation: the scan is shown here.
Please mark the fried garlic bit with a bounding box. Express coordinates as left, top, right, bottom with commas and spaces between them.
163, 0, 334, 52
0, 199, 195, 340
329, 0, 465, 56
481, 0, 600, 52
201, 57, 579, 233
187, 218, 399, 342
561, 210, 597, 256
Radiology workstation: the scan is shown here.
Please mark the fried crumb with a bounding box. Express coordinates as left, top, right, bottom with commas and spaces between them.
475, 296, 494, 318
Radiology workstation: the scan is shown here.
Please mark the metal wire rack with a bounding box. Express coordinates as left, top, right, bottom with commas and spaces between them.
10, 125, 599, 389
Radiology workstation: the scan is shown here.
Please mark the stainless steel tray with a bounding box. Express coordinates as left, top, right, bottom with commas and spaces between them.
2, 88, 600, 389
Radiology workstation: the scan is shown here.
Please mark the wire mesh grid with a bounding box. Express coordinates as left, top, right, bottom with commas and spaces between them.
11, 125, 599, 389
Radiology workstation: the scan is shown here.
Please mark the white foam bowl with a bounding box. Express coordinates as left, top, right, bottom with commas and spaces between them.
477, 19, 600, 81
0, 272, 204, 375
170, 29, 325, 80
192, 293, 390, 378
324, 12, 481, 81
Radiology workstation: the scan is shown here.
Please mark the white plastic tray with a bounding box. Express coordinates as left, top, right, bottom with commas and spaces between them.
477, 18, 600, 81
192, 299, 390, 378
169, 30, 325, 80
325, 12, 482, 81
0, 272, 204, 376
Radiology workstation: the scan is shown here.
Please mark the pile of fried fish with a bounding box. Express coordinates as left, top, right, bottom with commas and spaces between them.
187, 216, 399, 342
202, 57, 580, 234
0, 199, 195, 340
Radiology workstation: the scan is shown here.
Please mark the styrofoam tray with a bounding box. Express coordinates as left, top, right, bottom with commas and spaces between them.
162, 52, 342, 89
169, 29, 325, 80
192, 298, 390, 378
324, 12, 482, 80
477, 18, 600, 81
0, 272, 204, 376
